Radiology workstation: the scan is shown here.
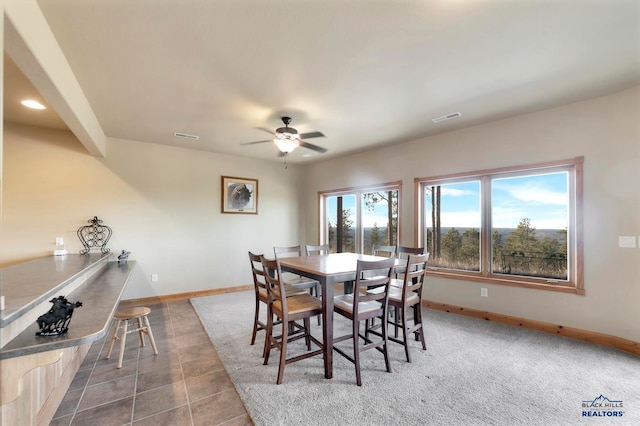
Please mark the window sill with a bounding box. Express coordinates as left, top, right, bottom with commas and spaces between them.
426, 269, 584, 295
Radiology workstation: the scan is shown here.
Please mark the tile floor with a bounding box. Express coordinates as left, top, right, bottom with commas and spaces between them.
50, 299, 253, 426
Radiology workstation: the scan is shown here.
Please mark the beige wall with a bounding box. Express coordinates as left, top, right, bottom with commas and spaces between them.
0, 124, 307, 299
305, 86, 640, 341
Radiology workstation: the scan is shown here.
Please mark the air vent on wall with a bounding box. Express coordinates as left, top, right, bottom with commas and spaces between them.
173, 132, 199, 140
432, 112, 462, 123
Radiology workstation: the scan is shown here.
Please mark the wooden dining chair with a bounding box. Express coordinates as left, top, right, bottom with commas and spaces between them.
261, 256, 324, 385
397, 245, 425, 258
305, 244, 329, 256
274, 246, 321, 297
248, 251, 307, 355
393, 246, 426, 285
362, 244, 397, 284
372, 244, 396, 258
332, 257, 395, 386
371, 253, 429, 363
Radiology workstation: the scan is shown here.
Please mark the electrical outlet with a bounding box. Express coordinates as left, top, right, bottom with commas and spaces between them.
481, 288, 488, 297
151, 273, 158, 282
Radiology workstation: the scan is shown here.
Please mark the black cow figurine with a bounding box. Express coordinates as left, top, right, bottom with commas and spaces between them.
36, 296, 83, 336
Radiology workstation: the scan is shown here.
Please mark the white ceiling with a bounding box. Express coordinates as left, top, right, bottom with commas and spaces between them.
4, 0, 640, 163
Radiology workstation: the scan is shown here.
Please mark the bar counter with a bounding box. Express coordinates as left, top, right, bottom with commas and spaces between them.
0, 254, 137, 425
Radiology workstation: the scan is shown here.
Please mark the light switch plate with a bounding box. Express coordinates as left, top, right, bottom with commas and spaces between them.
618, 236, 637, 248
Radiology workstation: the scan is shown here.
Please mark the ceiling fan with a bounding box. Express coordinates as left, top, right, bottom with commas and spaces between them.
242, 117, 327, 156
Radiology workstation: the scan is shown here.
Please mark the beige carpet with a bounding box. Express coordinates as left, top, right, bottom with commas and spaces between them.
191, 291, 640, 426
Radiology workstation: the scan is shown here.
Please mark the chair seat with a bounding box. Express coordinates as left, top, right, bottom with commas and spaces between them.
388, 288, 419, 304
273, 294, 322, 315
334, 294, 381, 314
113, 306, 151, 320
389, 278, 404, 288
284, 273, 318, 288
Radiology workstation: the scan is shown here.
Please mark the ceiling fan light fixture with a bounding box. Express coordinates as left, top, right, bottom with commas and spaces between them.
273, 136, 299, 154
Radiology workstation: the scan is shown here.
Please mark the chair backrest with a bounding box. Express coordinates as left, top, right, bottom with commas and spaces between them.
372, 245, 396, 258
260, 256, 287, 310
353, 258, 396, 315
399, 253, 430, 301
274, 245, 303, 259
305, 244, 329, 256
248, 251, 268, 293
397, 246, 425, 260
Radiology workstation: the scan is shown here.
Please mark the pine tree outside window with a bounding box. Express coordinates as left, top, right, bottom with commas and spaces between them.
320, 182, 400, 254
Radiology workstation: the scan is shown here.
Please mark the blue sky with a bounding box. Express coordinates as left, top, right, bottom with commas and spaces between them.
326, 172, 569, 231
428, 172, 569, 229
326, 194, 393, 228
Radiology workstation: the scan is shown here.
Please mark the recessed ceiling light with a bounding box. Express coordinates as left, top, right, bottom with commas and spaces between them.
21, 100, 46, 110
432, 111, 462, 123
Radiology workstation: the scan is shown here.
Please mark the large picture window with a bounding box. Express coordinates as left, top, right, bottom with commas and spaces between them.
320, 182, 400, 254
417, 158, 583, 294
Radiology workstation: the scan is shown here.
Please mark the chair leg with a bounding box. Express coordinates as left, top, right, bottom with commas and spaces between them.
105, 319, 121, 360
353, 319, 362, 386
343, 280, 353, 294
315, 284, 321, 326
276, 319, 289, 385
394, 306, 400, 338
143, 315, 159, 355
414, 304, 427, 350
117, 319, 128, 369
137, 317, 146, 347
381, 312, 392, 373
263, 313, 274, 365
251, 298, 260, 345
303, 317, 311, 350
401, 306, 411, 363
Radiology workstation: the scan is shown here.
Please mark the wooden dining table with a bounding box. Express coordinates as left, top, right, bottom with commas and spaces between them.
278, 252, 404, 379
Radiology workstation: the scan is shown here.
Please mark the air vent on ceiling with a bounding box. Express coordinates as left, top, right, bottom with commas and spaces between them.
432, 112, 462, 123
173, 132, 199, 140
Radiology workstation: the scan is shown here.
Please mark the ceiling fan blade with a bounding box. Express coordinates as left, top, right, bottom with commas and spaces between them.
240, 139, 273, 146
299, 140, 328, 153
299, 131, 325, 139
255, 127, 275, 135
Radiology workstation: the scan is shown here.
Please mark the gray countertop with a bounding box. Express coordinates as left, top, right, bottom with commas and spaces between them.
0, 257, 135, 360
0, 253, 111, 328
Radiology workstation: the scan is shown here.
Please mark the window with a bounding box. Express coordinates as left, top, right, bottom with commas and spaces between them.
320, 182, 400, 254
416, 157, 583, 294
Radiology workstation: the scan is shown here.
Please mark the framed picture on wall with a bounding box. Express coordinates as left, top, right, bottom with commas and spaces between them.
221, 176, 258, 214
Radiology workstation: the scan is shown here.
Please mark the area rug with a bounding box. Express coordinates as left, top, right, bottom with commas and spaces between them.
191, 291, 639, 426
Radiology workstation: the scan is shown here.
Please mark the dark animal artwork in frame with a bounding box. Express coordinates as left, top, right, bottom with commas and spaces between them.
221, 176, 258, 214
36, 295, 83, 336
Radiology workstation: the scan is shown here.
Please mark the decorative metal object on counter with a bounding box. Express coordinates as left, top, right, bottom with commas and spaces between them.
117, 250, 131, 265
36, 296, 83, 336
77, 216, 112, 254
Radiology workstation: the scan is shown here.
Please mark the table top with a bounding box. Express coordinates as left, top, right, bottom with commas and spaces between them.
279, 252, 402, 278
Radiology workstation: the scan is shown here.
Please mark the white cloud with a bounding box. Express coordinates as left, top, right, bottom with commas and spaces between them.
496, 181, 567, 205
439, 211, 481, 228
441, 187, 473, 197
